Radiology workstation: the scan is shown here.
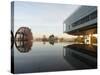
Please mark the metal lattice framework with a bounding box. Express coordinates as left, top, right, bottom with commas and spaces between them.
15, 27, 33, 53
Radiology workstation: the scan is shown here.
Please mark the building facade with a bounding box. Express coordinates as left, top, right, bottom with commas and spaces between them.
63, 6, 97, 44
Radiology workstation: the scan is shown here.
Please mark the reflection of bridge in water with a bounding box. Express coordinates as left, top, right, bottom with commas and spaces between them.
63, 44, 97, 69
15, 40, 33, 53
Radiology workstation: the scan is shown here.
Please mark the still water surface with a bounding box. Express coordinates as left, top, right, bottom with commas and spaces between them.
13, 41, 97, 73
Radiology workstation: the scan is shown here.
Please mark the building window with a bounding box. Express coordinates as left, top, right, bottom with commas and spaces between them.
72, 10, 97, 27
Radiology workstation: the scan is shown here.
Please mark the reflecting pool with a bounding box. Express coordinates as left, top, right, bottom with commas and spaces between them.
12, 41, 97, 73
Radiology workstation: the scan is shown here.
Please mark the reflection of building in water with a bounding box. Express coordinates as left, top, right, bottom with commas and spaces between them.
63, 44, 97, 69
15, 27, 33, 41
15, 40, 33, 53
63, 6, 97, 44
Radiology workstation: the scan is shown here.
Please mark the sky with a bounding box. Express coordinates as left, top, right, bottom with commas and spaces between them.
14, 1, 80, 38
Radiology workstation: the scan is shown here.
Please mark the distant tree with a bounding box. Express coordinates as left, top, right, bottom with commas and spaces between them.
42, 35, 48, 41
49, 34, 55, 41
59, 37, 64, 42
49, 35, 54, 38
54, 36, 58, 42
48, 34, 55, 45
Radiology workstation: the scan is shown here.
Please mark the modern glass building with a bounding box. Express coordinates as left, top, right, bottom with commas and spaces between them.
63, 6, 97, 44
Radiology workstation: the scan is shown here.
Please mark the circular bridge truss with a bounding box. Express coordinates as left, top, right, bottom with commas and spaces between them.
15, 27, 33, 53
